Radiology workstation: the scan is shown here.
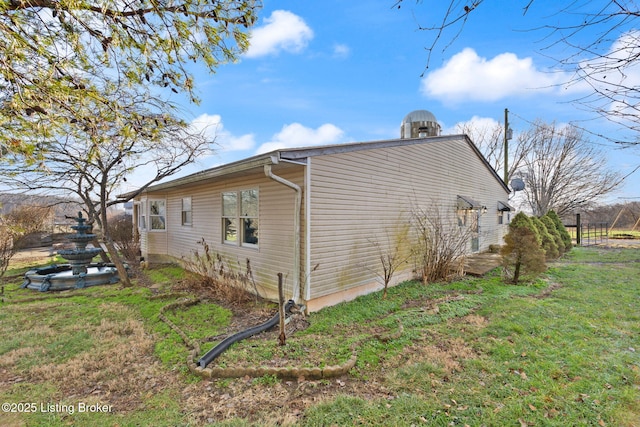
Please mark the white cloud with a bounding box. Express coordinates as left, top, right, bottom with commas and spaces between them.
421, 48, 571, 103
190, 113, 255, 152
245, 10, 314, 58
444, 116, 506, 157
444, 116, 501, 138
582, 30, 640, 85
256, 123, 345, 154
580, 30, 640, 121
332, 43, 351, 58
190, 113, 221, 141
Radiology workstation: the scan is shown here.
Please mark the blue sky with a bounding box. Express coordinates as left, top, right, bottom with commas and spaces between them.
128, 1, 640, 201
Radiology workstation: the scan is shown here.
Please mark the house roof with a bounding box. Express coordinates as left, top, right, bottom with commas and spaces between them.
124, 134, 510, 197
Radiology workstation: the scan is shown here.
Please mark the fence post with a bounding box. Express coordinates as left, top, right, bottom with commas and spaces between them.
277, 272, 286, 346
576, 213, 581, 246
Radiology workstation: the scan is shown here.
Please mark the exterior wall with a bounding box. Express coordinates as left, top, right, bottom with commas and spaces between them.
137, 164, 305, 302
135, 135, 509, 312
306, 136, 509, 307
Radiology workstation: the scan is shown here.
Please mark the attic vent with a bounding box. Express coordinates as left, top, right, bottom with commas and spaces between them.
400, 109, 441, 139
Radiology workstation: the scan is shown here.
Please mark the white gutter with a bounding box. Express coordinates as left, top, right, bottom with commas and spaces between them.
264, 160, 302, 303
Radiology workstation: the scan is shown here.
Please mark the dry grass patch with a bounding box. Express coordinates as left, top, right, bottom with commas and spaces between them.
451, 313, 489, 328
180, 375, 396, 426
26, 310, 177, 413
417, 336, 477, 373
0, 347, 40, 368
384, 335, 479, 396
182, 380, 293, 425
30, 316, 149, 374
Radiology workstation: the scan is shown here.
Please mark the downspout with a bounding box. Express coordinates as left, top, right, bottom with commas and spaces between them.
264, 160, 302, 303
304, 158, 311, 302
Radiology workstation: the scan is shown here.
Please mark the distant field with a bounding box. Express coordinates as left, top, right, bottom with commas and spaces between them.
610, 229, 640, 239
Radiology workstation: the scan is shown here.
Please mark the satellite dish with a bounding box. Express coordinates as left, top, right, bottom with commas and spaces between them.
510, 177, 525, 192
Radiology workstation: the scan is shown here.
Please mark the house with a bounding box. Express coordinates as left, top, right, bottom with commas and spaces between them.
130, 110, 512, 312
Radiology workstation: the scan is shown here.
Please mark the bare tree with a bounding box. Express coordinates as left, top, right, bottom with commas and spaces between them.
0, 227, 15, 278
411, 202, 473, 283
456, 120, 532, 181
1, 0, 259, 157
395, 1, 640, 143
0, 205, 53, 277
458, 119, 626, 213
0, 89, 212, 286
580, 200, 640, 230
516, 121, 622, 216
368, 221, 412, 299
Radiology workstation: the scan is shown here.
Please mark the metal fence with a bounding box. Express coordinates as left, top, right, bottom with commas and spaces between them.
564, 214, 609, 246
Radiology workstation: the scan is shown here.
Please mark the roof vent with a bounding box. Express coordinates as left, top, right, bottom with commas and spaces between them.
400, 109, 441, 139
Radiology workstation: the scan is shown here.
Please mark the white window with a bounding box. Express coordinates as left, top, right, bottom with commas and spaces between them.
149, 200, 166, 230
181, 197, 192, 226
222, 192, 238, 243
222, 189, 259, 247
136, 201, 147, 230
457, 209, 468, 227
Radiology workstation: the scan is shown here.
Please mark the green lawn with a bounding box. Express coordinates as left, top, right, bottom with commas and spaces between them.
0, 246, 638, 426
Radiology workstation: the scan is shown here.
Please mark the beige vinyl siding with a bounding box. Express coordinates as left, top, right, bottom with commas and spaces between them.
140, 164, 304, 301
136, 134, 508, 309
308, 136, 509, 300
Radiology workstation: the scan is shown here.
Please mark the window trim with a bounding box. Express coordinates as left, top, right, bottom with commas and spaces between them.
221, 189, 259, 248
222, 191, 238, 244
149, 199, 167, 231
135, 201, 147, 231
181, 197, 192, 226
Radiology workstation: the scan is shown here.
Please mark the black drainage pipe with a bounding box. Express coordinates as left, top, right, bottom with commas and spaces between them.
197, 299, 296, 369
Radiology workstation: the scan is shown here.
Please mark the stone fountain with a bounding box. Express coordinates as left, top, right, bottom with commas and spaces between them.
22, 212, 120, 291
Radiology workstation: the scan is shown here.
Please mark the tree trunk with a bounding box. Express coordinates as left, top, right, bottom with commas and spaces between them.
92, 238, 111, 263
103, 238, 131, 287
513, 260, 521, 285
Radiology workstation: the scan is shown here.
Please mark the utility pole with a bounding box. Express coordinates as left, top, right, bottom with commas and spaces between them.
503, 108, 511, 185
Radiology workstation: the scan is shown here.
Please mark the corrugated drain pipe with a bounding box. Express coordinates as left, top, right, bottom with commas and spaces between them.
264, 160, 301, 303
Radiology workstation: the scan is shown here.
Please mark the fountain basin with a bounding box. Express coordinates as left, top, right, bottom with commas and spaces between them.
56, 248, 103, 275
22, 263, 120, 292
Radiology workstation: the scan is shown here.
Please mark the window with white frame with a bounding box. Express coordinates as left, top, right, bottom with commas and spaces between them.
136, 201, 147, 230
222, 192, 237, 243
222, 189, 259, 247
149, 200, 166, 230
457, 209, 468, 227
181, 197, 192, 226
